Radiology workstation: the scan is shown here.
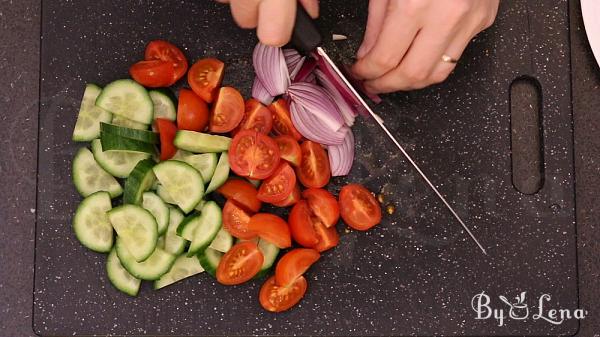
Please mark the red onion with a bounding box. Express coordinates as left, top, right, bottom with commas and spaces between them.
315, 69, 356, 127
283, 49, 306, 80
251, 77, 274, 105
290, 102, 347, 145
253, 43, 290, 96
327, 127, 354, 176
340, 64, 382, 104
294, 57, 317, 82
287, 82, 345, 132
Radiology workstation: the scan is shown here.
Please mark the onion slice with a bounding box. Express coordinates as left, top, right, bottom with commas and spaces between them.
287, 82, 345, 132
283, 49, 306, 80
253, 43, 290, 96
251, 77, 274, 105
315, 69, 356, 126
290, 102, 347, 145
294, 57, 317, 82
327, 127, 354, 176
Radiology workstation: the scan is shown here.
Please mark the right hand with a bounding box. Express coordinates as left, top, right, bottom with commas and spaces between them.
216, 0, 319, 47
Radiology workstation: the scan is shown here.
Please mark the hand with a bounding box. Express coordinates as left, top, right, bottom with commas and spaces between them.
352, 0, 499, 93
216, 0, 319, 47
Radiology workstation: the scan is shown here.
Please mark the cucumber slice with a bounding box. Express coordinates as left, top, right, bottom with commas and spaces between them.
152, 160, 204, 213
72, 191, 114, 253
91, 139, 150, 178
95, 79, 153, 124
142, 192, 169, 236
154, 254, 204, 290
172, 149, 193, 160
208, 228, 233, 253
174, 131, 231, 153
106, 248, 141, 296
176, 212, 201, 241
111, 115, 148, 130
187, 201, 222, 256
100, 131, 156, 154
197, 248, 223, 278
194, 199, 207, 212
115, 239, 176, 281
181, 153, 218, 183
206, 152, 230, 193
158, 207, 186, 255
256, 239, 280, 278
108, 205, 158, 262
72, 147, 123, 198
123, 159, 156, 205
156, 184, 177, 205
150, 89, 177, 121
72, 84, 112, 142
100, 123, 159, 144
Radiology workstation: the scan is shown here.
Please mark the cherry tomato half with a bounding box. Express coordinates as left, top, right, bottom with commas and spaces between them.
209, 87, 245, 133
188, 58, 224, 103
339, 184, 382, 231
268, 99, 302, 140
247, 213, 291, 248
313, 220, 339, 252
222, 200, 256, 240
177, 88, 209, 131
271, 184, 301, 208
217, 178, 262, 213
259, 275, 307, 313
274, 135, 302, 167
237, 99, 273, 134
302, 188, 339, 228
297, 141, 331, 188
275, 248, 320, 286
289, 200, 339, 252
216, 241, 264, 285
257, 162, 296, 204
144, 40, 188, 84
154, 118, 178, 160
129, 60, 175, 88
229, 130, 281, 180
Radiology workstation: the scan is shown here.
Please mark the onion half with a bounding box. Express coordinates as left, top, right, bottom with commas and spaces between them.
253, 43, 290, 96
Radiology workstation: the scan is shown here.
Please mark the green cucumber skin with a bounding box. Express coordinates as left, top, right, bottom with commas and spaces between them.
100, 131, 156, 154
186, 201, 222, 257
123, 159, 156, 205
100, 122, 159, 144
108, 205, 158, 263
106, 248, 141, 296
115, 239, 176, 281
197, 248, 222, 278
176, 212, 201, 240
91, 139, 150, 179
173, 130, 232, 153
205, 153, 230, 194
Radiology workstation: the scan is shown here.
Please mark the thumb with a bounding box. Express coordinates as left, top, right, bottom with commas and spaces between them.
357, 0, 389, 59
299, 0, 319, 18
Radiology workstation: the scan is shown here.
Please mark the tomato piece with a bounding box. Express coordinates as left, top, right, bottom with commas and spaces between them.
177, 89, 209, 131
216, 241, 264, 285
268, 99, 302, 140
154, 118, 178, 160
229, 130, 281, 180
259, 275, 307, 313
144, 40, 188, 83
302, 188, 339, 228
275, 248, 320, 286
312, 220, 339, 252
271, 184, 300, 207
129, 60, 175, 88
288, 200, 319, 248
257, 162, 296, 204
274, 135, 301, 167
297, 141, 331, 188
236, 99, 273, 134
217, 178, 262, 213
247, 213, 291, 248
188, 58, 224, 103
339, 184, 382, 231
209, 87, 245, 133
222, 200, 256, 240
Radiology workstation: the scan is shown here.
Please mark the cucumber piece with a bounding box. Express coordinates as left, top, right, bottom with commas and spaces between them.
100, 123, 158, 144
91, 139, 150, 178
72, 147, 123, 198
106, 248, 141, 296
72, 191, 114, 253
100, 131, 156, 154
194, 199, 207, 212
123, 159, 156, 205
149, 89, 177, 121
108, 205, 158, 262
156, 184, 177, 205
197, 248, 223, 278
152, 160, 204, 213
176, 212, 201, 241
111, 115, 148, 130
154, 254, 204, 290
142, 192, 170, 236
95, 79, 153, 124
158, 207, 186, 255
72, 84, 112, 142
174, 130, 231, 153
172, 149, 193, 160
115, 239, 176, 281
255, 239, 280, 278
187, 201, 222, 256
208, 228, 233, 253
181, 153, 218, 183
206, 152, 230, 193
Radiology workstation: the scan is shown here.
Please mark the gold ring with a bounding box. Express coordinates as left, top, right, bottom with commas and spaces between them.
441, 54, 458, 64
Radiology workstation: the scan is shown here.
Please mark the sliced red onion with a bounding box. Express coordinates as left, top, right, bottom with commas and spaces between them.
283, 49, 306, 80
327, 127, 354, 176
290, 102, 347, 145
315, 69, 356, 127
314, 51, 363, 109
294, 57, 317, 82
253, 43, 290, 96
251, 77, 274, 105
287, 82, 345, 132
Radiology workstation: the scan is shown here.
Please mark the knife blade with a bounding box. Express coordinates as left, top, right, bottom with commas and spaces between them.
291, 6, 488, 255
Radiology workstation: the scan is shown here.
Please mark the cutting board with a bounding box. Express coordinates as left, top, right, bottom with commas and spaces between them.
33, 0, 579, 336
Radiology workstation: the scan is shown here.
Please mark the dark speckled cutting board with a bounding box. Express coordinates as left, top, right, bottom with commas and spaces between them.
33, 1, 579, 336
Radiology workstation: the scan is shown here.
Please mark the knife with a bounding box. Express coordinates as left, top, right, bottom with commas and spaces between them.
291, 7, 488, 255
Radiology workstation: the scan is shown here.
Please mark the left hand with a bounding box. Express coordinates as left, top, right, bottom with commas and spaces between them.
352, 0, 500, 93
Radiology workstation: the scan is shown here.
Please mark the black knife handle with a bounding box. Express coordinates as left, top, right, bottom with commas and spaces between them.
291, 5, 322, 54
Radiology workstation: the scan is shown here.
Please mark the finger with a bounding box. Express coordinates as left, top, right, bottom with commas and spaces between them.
299, 0, 319, 18
257, 0, 296, 47
357, 0, 389, 59
427, 30, 475, 89
351, 3, 420, 80
230, 0, 260, 29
